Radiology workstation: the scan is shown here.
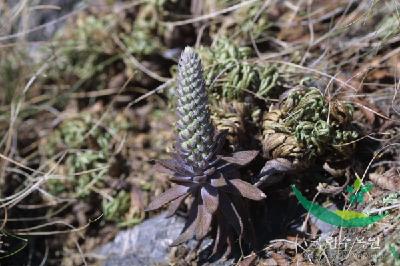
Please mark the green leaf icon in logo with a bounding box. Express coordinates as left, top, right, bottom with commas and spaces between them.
291, 185, 386, 228
346, 177, 373, 205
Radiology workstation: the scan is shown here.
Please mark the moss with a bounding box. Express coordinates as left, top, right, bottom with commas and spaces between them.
0, 48, 29, 105
44, 8, 165, 90
43, 111, 129, 198
102, 190, 131, 222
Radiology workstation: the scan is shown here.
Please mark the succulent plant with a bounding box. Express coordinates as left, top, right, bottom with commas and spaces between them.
262, 85, 358, 168
146, 47, 266, 255
211, 100, 247, 150
41, 110, 134, 223
198, 38, 282, 101
102, 190, 131, 222
198, 38, 254, 100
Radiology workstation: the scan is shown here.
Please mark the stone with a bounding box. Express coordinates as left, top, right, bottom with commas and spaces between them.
97, 213, 184, 266
97, 213, 234, 266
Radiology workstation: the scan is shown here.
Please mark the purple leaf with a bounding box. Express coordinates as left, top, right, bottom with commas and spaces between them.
154, 159, 180, 174
169, 176, 194, 185
146, 185, 189, 211
154, 162, 176, 175
172, 219, 197, 246
201, 185, 219, 214
229, 179, 266, 201
171, 198, 199, 246
211, 213, 228, 256
260, 158, 293, 173
255, 158, 294, 187
195, 204, 212, 240
155, 158, 191, 176
211, 175, 228, 187
221, 150, 259, 166
165, 193, 189, 217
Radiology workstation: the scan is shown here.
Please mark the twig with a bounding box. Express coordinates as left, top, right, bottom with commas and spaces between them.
163, 0, 258, 27
125, 79, 174, 110
112, 34, 170, 82
263, 60, 358, 92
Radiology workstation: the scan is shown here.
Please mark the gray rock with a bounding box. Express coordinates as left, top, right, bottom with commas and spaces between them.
97, 213, 185, 266
2, 0, 82, 41
1, 0, 83, 61
27, 0, 82, 41
97, 213, 235, 266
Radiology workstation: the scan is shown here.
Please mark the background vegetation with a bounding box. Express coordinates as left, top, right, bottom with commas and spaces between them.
0, 0, 399, 265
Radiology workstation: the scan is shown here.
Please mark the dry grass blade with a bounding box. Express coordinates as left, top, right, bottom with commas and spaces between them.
219, 193, 243, 236
163, 0, 259, 27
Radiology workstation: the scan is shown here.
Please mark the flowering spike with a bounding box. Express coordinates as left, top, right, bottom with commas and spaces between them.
176, 47, 215, 170
147, 46, 265, 256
